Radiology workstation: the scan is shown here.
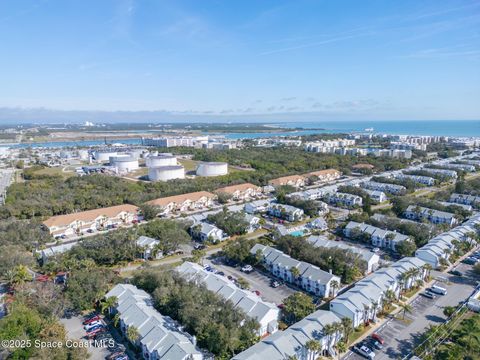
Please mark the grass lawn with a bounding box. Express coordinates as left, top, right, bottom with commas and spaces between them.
178, 159, 198, 171
32, 166, 76, 179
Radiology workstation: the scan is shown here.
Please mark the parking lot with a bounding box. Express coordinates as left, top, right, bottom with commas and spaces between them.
344, 262, 480, 360
61, 314, 132, 360
205, 259, 296, 305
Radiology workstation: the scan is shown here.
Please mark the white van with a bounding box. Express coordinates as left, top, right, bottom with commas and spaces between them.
430, 285, 447, 295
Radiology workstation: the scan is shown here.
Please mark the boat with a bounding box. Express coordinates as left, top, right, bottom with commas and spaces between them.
364, 127, 374, 132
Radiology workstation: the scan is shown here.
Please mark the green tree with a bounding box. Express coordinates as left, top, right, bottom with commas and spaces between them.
283, 292, 316, 324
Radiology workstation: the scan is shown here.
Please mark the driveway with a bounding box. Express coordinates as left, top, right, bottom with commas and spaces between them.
344, 262, 480, 360
204, 260, 296, 305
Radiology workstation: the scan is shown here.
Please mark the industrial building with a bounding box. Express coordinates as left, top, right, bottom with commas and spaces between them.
146, 154, 177, 167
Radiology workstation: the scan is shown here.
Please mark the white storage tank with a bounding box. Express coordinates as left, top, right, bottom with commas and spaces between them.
196, 162, 228, 177
77, 150, 89, 160
111, 156, 139, 173
148, 165, 185, 182
94, 150, 117, 162
146, 155, 177, 167
129, 149, 144, 159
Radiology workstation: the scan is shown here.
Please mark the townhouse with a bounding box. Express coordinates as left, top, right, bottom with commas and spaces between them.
215, 183, 263, 201
450, 193, 480, 207
288, 188, 327, 201
360, 181, 406, 195
146, 191, 216, 216
267, 204, 304, 222
436, 163, 476, 172
363, 189, 387, 203
439, 202, 473, 212
404, 205, 458, 226
42, 204, 140, 238
104, 284, 203, 360
415, 213, 480, 268
324, 192, 363, 207
306, 235, 380, 274
330, 257, 427, 328
244, 213, 260, 233
176, 262, 279, 337
136, 236, 162, 260
251, 244, 341, 298
232, 310, 343, 360
394, 173, 435, 186
39, 242, 77, 264
304, 169, 341, 183
244, 199, 271, 214
190, 222, 225, 243
268, 174, 306, 188
420, 168, 458, 179
344, 221, 411, 251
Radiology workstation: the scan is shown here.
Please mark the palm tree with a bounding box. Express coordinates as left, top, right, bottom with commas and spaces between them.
305, 339, 321, 360
363, 304, 370, 325
371, 301, 379, 322
330, 280, 339, 297
126, 325, 140, 343
324, 323, 335, 349
423, 263, 433, 279
10, 265, 32, 286
100, 296, 118, 315
400, 302, 413, 320
341, 317, 353, 344
113, 313, 120, 327
335, 341, 348, 359
290, 266, 301, 284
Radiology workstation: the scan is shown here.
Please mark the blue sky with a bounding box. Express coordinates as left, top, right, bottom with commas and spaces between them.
0, 0, 479, 122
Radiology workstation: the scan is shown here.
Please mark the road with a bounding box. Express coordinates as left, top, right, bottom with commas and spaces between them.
343, 262, 480, 360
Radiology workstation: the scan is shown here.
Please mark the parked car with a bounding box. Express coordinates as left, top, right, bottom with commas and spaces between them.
84, 321, 102, 330
430, 285, 448, 295
83, 315, 100, 325
271, 280, 280, 288
448, 270, 462, 277
371, 333, 384, 344
252, 290, 261, 296
107, 352, 125, 360
371, 247, 380, 253
463, 257, 478, 265
366, 338, 383, 350
216, 271, 225, 276
353, 344, 376, 359
421, 291, 436, 299
193, 243, 206, 250
241, 265, 253, 273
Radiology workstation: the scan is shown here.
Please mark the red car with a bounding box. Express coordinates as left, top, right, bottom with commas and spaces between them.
83, 315, 100, 325
277, 303, 285, 309
252, 290, 261, 296
371, 333, 384, 344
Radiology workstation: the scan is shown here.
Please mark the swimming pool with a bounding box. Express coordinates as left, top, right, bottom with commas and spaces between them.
290, 230, 305, 237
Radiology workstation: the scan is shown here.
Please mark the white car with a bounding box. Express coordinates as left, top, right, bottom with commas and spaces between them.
354, 344, 376, 359
84, 321, 103, 331
241, 265, 253, 273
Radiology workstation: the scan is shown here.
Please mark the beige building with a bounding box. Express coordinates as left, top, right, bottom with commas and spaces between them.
146, 191, 216, 216
43, 204, 139, 238
215, 183, 262, 201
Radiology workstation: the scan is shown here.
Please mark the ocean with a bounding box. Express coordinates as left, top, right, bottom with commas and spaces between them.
4, 120, 479, 148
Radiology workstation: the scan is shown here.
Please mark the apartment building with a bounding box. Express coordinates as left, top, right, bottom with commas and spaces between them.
404, 205, 458, 226
450, 193, 480, 207
307, 235, 380, 274
363, 189, 387, 203
304, 169, 342, 183
42, 204, 139, 238
344, 221, 411, 251
324, 192, 363, 207
268, 174, 306, 188
251, 244, 341, 298
420, 168, 458, 179
330, 257, 427, 328
395, 173, 435, 186
215, 183, 262, 201
232, 310, 343, 360
268, 204, 304, 222
415, 213, 480, 268
105, 284, 203, 360
176, 262, 279, 337
146, 191, 216, 216
360, 181, 407, 195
